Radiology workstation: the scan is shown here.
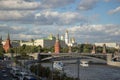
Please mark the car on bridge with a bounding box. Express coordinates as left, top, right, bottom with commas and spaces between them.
80, 60, 89, 67
53, 61, 64, 71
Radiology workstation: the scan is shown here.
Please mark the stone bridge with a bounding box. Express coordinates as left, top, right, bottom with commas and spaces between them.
4, 53, 120, 67
40, 53, 108, 62
4, 53, 39, 60
39, 53, 120, 67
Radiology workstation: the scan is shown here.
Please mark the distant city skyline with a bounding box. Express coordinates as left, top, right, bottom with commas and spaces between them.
0, 0, 120, 43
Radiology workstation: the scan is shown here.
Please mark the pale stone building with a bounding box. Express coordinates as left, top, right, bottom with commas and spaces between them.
20, 35, 67, 48
95, 42, 120, 49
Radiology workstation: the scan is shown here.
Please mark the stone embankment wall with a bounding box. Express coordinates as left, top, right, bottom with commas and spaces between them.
107, 61, 120, 67
107, 54, 120, 67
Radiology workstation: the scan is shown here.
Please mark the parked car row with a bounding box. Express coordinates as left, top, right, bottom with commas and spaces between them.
10, 66, 39, 80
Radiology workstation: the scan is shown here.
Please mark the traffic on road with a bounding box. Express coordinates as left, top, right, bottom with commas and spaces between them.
0, 60, 41, 80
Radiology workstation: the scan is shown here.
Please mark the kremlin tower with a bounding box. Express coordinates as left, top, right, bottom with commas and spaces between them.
3, 33, 11, 52
102, 44, 106, 54
54, 34, 60, 53
91, 45, 96, 54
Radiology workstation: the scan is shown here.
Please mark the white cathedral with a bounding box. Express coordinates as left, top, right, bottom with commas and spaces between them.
61, 30, 77, 47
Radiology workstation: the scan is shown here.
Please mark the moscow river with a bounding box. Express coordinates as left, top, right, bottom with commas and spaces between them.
42, 61, 120, 80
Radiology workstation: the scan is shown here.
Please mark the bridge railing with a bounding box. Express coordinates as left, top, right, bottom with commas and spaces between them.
50, 53, 108, 57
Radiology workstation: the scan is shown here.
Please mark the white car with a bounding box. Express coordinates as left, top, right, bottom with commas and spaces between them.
53, 61, 64, 71
80, 61, 89, 67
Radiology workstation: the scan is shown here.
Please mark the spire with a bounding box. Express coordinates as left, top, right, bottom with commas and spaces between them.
66, 30, 68, 33
7, 32, 10, 40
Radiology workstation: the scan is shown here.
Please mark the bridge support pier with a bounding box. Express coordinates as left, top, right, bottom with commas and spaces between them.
107, 54, 120, 67
107, 54, 112, 64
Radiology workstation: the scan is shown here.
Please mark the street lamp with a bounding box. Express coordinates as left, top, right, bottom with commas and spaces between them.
36, 46, 41, 78
77, 57, 80, 80
51, 56, 54, 80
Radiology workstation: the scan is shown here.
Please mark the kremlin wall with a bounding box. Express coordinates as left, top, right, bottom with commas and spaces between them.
1, 30, 120, 53
1, 30, 77, 52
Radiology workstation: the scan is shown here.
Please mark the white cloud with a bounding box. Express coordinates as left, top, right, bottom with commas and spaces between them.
1, 24, 120, 42
0, 0, 41, 10
108, 6, 120, 14
0, 24, 28, 34
77, 0, 98, 10
19, 34, 35, 39
0, 11, 34, 21
41, 0, 75, 9
69, 24, 120, 36
0, 0, 75, 10
67, 24, 120, 42
0, 10, 86, 25
35, 10, 86, 25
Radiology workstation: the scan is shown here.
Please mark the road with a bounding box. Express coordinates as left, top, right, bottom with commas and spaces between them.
0, 60, 17, 80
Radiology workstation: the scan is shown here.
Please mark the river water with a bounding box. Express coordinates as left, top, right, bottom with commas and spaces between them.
42, 62, 120, 80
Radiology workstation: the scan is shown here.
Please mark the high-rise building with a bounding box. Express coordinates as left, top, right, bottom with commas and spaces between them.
3, 33, 11, 52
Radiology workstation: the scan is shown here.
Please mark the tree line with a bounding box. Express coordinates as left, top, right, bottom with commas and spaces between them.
30, 63, 78, 80
0, 44, 118, 59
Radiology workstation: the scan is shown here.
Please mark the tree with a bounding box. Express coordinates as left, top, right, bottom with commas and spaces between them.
0, 45, 5, 53
0, 45, 4, 59
31, 38, 34, 46
61, 47, 68, 53
38, 45, 42, 53
83, 44, 92, 53
107, 47, 117, 53
8, 48, 15, 53
96, 46, 103, 53
71, 46, 79, 53
77, 44, 82, 53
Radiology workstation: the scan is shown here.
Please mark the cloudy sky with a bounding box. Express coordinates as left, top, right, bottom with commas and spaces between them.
0, 0, 120, 43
